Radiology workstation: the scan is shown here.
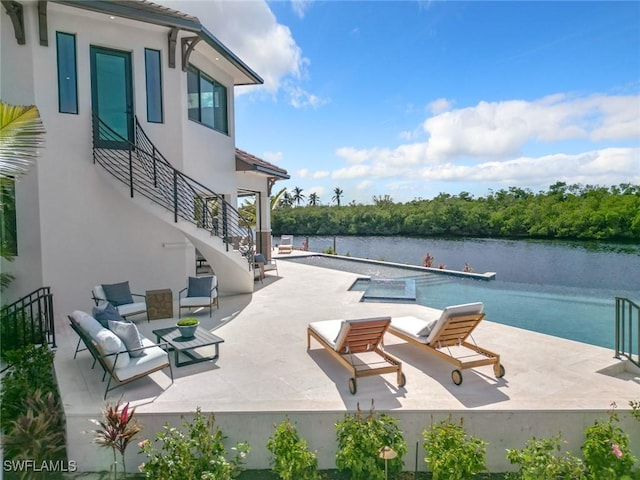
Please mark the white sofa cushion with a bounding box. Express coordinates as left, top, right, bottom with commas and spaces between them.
117, 302, 147, 317
94, 328, 130, 369
114, 337, 168, 381
180, 297, 212, 307
71, 310, 104, 339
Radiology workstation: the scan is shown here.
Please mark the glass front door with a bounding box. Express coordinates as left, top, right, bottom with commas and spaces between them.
90, 46, 133, 149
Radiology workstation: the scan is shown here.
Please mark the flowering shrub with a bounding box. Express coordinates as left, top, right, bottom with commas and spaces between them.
581, 404, 638, 480
138, 408, 249, 480
506, 433, 585, 479
423, 416, 487, 479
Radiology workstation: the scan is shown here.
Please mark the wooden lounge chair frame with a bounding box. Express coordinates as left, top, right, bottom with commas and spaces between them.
307, 317, 406, 394
388, 312, 504, 385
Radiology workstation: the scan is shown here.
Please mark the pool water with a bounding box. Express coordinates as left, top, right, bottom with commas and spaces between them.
288, 255, 637, 351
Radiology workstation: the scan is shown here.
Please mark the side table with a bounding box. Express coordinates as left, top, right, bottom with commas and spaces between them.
146, 289, 173, 320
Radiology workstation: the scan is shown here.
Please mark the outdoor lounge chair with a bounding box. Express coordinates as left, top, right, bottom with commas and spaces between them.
179, 275, 218, 317
278, 235, 293, 254
92, 282, 147, 321
307, 316, 406, 394
388, 302, 504, 385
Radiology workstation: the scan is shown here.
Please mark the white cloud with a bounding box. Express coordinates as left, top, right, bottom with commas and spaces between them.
297, 168, 330, 179
291, 0, 314, 19
357, 180, 374, 190
417, 147, 640, 187
158, 0, 311, 98
423, 93, 639, 162
262, 151, 283, 162
427, 98, 453, 114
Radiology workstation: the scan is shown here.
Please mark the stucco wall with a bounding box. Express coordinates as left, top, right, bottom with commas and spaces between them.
0, 2, 249, 312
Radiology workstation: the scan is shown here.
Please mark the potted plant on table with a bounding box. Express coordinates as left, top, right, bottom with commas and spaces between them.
176, 317, 199, 338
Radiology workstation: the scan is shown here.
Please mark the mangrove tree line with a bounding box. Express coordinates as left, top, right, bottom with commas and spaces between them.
271, 182, 640, 241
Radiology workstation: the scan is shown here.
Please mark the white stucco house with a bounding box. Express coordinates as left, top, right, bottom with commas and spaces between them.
1, 0, 288, 315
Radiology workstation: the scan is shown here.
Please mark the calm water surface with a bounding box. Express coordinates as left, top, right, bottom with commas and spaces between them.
280, 236, 640, 350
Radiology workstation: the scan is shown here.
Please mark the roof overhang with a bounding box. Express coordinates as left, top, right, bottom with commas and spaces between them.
46, 0, 263, 86
236, 149, 289, 181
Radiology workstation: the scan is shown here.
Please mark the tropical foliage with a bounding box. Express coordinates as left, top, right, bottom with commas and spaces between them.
272, 182, 640, 241
0, 101, 46, 290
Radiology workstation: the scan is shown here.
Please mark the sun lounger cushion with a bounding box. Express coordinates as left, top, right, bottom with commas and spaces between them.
72, 310, 105, 338
109, 320, 145, 357
102, 281, 134, 306
309, 317, 389, 352
92, 301, 126, 328
392, 303, 484, 343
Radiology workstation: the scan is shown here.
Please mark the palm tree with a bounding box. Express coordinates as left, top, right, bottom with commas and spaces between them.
1, 102, 45, 179
292, 186, 305, 206
280, 191, 294, 208
332, 187, 344, 206
308, 192, 320, 206
0, 101, 46, 291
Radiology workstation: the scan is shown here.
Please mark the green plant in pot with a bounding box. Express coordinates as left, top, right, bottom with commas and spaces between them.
176, 317, 199, 338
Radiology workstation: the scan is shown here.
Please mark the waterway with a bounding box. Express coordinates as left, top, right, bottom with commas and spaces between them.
280, 236, 639, 350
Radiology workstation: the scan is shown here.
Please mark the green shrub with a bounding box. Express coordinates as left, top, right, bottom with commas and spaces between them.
423, 416, 487, 479
267, 417, 320, 480
2, 389, 66, 463
506, 433, 586, 479
581, 404, 638, 480
335, 401, 407, 480
1, 345, 57, 432
139, 408, 250, 480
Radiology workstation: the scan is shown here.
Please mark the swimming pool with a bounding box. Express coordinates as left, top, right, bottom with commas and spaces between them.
285, 254, 638, 352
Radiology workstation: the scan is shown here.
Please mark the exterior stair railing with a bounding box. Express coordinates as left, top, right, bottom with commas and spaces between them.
0, 287, 55, 360
615, 297, 639, 368
91, 114, 253, 269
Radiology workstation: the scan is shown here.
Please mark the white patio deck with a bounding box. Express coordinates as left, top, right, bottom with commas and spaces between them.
55, 252, 640, 474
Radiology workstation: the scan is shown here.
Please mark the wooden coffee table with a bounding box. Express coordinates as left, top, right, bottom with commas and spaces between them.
152, 326, 224, 367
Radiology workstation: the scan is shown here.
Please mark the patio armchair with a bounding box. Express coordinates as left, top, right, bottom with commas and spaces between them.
388, 302, 504, 385
92, 281, 147, 321
307, 316, 406, 394
254, 253, 278, 278
179, 275, 218, 317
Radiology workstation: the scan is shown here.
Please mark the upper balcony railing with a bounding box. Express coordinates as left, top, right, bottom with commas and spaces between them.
91, 114, 253, 267
615, 296, 639, 368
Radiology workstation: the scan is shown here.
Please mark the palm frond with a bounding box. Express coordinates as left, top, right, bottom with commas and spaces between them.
0, 101, 46, 179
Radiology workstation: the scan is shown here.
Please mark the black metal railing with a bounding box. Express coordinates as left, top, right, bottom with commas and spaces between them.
615, 297, 639, 368
0, 287, 55, 354
91, 114, 253, 267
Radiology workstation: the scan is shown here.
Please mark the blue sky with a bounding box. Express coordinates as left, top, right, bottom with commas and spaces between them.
167, 1, 640, 204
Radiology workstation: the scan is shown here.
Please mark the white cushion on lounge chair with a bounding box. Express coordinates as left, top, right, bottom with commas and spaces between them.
390, 316, 434, 344
308, 319, 342, 350
71, 310, 104, 338
424, 302, 483, 344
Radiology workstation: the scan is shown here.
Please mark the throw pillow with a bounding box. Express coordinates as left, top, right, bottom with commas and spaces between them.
187, 276, 212, 298
416, 319, 438, 337
92, 301, 126, 328
102, 281, 134, 306
108, 320, 145, 357
254, 253, 266, 264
